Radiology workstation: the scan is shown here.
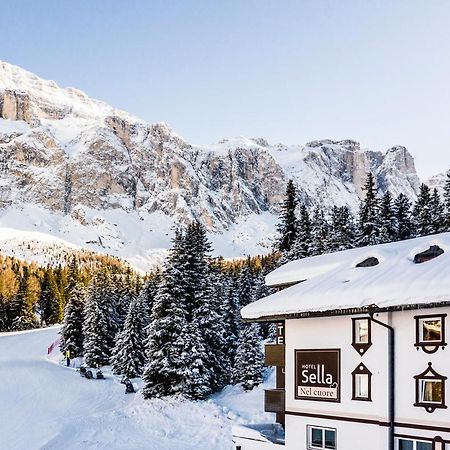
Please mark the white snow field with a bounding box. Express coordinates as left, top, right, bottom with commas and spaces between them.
0, 327, 274, 450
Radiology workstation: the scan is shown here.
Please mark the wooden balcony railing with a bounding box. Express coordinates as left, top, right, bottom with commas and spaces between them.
264, 344, 285, 367
264, 389, 285, 413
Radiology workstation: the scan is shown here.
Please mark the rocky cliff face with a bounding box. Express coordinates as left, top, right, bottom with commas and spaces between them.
0, 61, 424, 265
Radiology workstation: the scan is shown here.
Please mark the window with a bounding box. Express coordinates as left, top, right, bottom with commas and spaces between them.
419, 380, 443, 404
355, 319, 369, 343
352, 318, 372, 355
352, 363, 372, 401
414, 314, 446, 354
307, 426, 336, 449
397, 438, 432, 450
414, 362, 447, 413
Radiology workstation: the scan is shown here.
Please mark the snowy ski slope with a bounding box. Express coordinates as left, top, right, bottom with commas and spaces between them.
0, 327, 273, 450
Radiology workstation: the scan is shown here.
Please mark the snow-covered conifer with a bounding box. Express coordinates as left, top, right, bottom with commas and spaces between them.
393, 193, 414, 241
285, 204, 312, 261
328, 206, 356, 252
233, 323, 264, 391
143, 230, 189, 398
357, 173, 381, 246
111, 295, 147, 378
430, 188, 444, 234
175, 322, 214, 399
310, 207, 330, 256
60, 281, 86, 357
413, 183, 433, 237
379, 191, 396, 244
276, 179, 299, 253
443, 170, 450, 231
83, 270, 115, 367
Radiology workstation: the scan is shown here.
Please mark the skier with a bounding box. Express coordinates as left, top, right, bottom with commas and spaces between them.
65, 349, 71, 367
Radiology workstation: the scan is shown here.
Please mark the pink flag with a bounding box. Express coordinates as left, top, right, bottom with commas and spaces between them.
47, 337, 61, 355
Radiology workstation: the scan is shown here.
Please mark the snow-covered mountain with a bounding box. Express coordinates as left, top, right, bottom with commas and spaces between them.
0, 61, 423, 269
426, 169, 449, 194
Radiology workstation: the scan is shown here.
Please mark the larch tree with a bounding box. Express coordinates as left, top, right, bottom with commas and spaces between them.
38, 268, 63, 325
10, 267, 37, 331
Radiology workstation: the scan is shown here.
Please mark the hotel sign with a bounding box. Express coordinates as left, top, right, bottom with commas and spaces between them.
295, 349, 341, 402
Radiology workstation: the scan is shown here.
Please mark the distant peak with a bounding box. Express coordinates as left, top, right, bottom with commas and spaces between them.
305, 139, 361, 151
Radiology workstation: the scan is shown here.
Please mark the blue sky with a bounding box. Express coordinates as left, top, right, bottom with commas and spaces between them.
2, 0, 450, 178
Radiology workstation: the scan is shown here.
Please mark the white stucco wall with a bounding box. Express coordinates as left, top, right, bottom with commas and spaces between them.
282, 307, 450, 449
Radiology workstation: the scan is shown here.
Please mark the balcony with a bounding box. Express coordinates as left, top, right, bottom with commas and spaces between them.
264, 389, 285, 413
264, 344, 285, 367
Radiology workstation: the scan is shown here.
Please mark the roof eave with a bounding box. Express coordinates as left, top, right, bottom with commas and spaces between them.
242, 300, 450, 323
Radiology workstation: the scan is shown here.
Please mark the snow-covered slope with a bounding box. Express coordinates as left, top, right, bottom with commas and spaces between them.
426, 169, 449, 194
0, 61, 424, 268
0, 327, 274, 450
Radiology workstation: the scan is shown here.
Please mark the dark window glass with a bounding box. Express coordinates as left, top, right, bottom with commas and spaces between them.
311, 428, 323, 446
417, 442, 432, 450
324, 429, 336, 449
399, 440, 413, 450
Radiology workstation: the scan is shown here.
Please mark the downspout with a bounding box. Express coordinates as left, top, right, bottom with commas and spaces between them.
370, 313, 395, 450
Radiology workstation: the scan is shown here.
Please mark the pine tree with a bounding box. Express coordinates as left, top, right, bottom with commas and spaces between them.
357, 173, 381, 246
430, 188, 444, 234
143, 230, 189, 398
112, 274, 133, 333
276, 179, 299, 253
60, 281, 86, 357
175, 322, 214, 399
10, 267, 37, 331
443, 170, 450, 231
328, 206, 356, 252
310, 207, 330, 256
111, 294, 147, 378
233, 323, 264, 391
38, 268, 63, 325
413, 183, 433, 237
217, 272, 241, 374
285, 204, 312, 260
187, 222, 229, 391
83, 270, 115, 367
393, 194, 414, 241
136, 278, 157, 330
379, 191, 396, 244
237, 264, 255, 308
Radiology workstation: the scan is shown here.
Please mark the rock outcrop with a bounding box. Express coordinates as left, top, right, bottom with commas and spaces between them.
0, 61, 422, 241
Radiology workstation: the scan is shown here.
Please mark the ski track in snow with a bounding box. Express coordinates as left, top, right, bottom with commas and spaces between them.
0, 327, 274, 450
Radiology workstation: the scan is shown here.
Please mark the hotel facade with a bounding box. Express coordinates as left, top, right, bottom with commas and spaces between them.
233, 234, 450, 450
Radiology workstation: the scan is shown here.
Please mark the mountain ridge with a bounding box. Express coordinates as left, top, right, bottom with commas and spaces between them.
0, 60, 431, 269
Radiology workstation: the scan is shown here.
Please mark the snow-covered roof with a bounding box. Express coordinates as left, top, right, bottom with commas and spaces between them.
242, 233, 450, 321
